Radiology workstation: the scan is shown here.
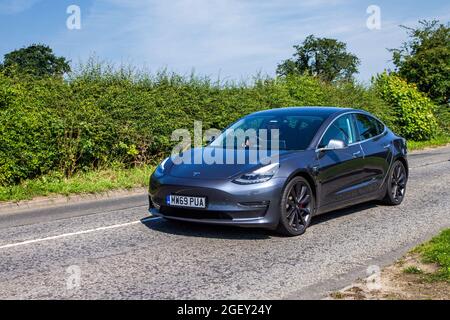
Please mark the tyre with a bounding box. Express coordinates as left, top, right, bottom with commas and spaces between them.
383, 160, 407, 205
277, 176, 315, 237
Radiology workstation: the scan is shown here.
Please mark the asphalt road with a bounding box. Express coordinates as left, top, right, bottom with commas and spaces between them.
0, 146, 449, 299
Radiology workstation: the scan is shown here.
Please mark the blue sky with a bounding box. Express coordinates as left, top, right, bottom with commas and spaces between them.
1, 0, 449, 82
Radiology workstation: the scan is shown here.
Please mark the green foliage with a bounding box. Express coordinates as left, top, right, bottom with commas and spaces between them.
434, 104, 450, 134
1, 44, 71, 78
391, 20, 450, 105
0, 60, 438, 186
374, 72, 438, 141
277, 35, 360, 82
413, 229, 450, 282
0, 75, 65, 184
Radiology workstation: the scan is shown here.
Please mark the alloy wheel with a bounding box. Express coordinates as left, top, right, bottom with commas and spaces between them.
391, 163, 407, 202
285, 182, 312, 232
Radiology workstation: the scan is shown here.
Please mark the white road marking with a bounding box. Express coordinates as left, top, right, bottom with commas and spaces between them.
0, 217, 161, 250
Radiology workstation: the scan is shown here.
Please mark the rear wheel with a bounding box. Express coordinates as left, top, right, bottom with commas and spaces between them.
277, 177, 314, 237
383, 160, 407, 205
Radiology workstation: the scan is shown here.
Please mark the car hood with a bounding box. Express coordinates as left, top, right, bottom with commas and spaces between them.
167, 147, 293, 180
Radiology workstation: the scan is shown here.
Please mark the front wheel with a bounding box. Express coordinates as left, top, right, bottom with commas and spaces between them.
383, 160, 407, 205
277, 177, 315, 237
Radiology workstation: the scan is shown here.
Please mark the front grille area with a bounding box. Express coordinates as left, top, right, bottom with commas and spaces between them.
159, 206, 268, 220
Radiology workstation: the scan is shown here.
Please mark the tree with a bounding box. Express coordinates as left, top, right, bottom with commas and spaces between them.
277, 35, 360, 82
1, 44, 71, 77
391, 20, 450, 105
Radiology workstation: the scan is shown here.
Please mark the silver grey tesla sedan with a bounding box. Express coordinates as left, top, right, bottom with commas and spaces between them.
149, 107, 408, 236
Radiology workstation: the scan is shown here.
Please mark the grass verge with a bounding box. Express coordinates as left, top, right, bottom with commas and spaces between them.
0, 165, 154, 202
408, 134, 450, 151
413, 229, 450, 282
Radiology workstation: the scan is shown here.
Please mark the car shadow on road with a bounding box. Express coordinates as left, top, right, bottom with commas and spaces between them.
140, 217, 272, 240
311, 201, 380, 226
140, 201, 381, 240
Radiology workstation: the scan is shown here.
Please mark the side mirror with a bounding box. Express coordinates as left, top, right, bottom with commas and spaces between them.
326, 139, 347, 150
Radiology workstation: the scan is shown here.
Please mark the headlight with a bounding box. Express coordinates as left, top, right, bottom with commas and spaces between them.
233, 163, 279, 185
154, 157, 170, 176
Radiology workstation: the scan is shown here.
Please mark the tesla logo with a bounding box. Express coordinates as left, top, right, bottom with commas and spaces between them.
193, 172, 201, 177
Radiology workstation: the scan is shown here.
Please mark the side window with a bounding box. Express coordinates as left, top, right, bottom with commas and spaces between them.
355, 114, 384, 140
374, 118, 385, 135
319, 115, 357, 148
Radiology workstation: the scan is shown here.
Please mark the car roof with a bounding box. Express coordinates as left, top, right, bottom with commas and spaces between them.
248, 106, 355, 118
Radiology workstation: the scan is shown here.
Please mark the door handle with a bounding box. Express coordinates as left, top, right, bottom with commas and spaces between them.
353, 151, 361, 158
383, 143, 392, 149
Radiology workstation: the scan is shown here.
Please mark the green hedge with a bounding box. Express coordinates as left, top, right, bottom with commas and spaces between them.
0, 65, 434, 186
374, 72, 438, 141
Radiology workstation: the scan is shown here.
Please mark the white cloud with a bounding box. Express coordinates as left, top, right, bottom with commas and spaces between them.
0, 0, 41, 14
59, 0, 355, 77
54, 0, 447, 81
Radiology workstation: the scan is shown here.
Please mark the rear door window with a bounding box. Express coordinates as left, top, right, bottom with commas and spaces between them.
355, 114, 384, 141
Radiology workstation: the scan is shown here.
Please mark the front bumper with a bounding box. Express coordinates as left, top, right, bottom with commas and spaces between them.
148, 174, 285, 229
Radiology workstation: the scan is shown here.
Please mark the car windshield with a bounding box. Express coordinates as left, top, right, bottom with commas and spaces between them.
210, 115, 326, 151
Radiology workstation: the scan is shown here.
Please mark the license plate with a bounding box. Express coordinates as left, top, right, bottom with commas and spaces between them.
166, 195, 207, 209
